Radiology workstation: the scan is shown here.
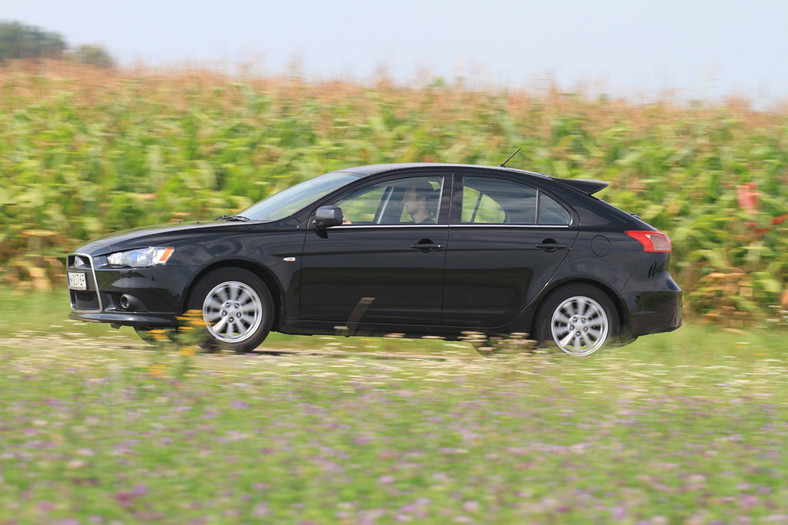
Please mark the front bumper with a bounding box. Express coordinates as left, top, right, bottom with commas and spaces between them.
67, 253, 192, 328
69, 311, 180, 327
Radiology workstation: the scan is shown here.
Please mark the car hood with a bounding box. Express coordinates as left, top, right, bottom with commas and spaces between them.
72, 221, 257, 256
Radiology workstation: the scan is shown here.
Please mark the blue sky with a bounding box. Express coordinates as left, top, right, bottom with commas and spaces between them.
4, 0, 786, 103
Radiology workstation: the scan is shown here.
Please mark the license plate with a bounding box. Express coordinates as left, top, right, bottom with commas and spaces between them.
68, 272, 87, 290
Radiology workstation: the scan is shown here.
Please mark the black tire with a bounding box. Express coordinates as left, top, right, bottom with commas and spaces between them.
187, 268, 274, 353
534, 284, 619, 356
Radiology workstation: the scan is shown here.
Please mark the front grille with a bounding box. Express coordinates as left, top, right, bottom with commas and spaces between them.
67, 253, 102, 312
72, 290, 100, 311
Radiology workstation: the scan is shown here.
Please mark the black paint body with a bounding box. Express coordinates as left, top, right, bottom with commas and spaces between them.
68, 164, 682, 343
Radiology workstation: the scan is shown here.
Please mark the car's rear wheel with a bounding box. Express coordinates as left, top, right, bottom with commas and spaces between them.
535, 284, 618, 356
187, 268, 274, 353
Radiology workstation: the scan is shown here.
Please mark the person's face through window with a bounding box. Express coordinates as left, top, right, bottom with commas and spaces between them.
402, 187, 424, 216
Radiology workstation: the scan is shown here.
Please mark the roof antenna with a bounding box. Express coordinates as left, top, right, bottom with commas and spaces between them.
499, 148, 521, 167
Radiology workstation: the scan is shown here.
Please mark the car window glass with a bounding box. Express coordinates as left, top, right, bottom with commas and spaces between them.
538, 193, 571, 225
461, 187, 506, 223
241, 172, 360, 221
461, 177, 537, 224
337, 186, 387, 223
335, 176, 442, 225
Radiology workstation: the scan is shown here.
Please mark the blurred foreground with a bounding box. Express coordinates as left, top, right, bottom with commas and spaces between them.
1, 309, 786, 522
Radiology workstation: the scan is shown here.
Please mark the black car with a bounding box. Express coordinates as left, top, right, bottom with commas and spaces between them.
67, 163, 681, 356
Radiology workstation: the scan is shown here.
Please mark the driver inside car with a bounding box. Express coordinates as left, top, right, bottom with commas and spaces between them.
402, 182, 436, 224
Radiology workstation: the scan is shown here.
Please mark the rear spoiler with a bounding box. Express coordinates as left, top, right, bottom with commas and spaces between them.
555, 178, 609, 196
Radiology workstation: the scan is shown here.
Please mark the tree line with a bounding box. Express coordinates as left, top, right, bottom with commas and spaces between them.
0, 20, 114, 68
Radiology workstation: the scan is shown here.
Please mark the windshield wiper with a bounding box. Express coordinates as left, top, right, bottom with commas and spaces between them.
215, 215, 251, 222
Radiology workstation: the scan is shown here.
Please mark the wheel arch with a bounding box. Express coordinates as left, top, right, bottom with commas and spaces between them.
182, 260, 285, 330
530, 278, 630, 338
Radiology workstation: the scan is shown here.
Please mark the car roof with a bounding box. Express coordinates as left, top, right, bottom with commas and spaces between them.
334, 163, 609, 196
335, 163, 551, 179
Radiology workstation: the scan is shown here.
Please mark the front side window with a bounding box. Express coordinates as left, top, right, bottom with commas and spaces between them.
460, 176, 570, 225
334, 176, 443, 225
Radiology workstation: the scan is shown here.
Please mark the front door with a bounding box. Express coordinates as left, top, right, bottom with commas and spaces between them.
300, 173, 449, 327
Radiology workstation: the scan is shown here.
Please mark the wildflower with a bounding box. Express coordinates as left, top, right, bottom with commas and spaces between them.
147, 329, 169, 342
462, 501, 480, 513
736, 182, 760, 214
148, 364, 167, 376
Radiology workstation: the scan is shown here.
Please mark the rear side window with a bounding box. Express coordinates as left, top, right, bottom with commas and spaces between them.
538, 193, 571, 225
461, 176, 570, 225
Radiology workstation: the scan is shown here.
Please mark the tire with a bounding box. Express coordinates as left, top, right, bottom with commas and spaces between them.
187, 268, 274, 353
535, 284, 619, 356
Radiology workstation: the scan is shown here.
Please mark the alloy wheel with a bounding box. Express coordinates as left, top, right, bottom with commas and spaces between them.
550, 295, 609, 356
202, 280, 264, 343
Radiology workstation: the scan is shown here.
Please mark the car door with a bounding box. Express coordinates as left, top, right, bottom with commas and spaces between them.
299, 172, 450, 326
442, 172, 579, 327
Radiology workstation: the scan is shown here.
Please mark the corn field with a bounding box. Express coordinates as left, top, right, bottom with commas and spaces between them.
0, 62, 786, 322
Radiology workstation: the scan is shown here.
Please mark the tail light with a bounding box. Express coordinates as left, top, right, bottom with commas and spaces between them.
626, 230, 672, 253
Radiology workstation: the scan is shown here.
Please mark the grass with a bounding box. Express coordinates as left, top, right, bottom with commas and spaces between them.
1, 289, 787, 523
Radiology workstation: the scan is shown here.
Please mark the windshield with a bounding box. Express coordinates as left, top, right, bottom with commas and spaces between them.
240, 172, 360, 222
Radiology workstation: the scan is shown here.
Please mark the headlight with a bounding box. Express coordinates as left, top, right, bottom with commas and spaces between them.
107, 247, 175, 267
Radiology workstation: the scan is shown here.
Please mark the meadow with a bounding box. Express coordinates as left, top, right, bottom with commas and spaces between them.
1, 290, 787, 523
0, 61, 786, 321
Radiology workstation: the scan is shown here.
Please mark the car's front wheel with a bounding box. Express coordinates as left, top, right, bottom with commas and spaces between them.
535, 284, 618, 356
187, 268, 274, 353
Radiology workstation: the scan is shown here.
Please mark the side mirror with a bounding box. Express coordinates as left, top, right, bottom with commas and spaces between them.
314, 205, 344, 229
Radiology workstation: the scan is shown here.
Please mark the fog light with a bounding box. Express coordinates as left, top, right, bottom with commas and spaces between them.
119, 294, 144, 311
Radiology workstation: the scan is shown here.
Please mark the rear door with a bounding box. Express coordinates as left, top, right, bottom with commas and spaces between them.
442, 172, 578, 327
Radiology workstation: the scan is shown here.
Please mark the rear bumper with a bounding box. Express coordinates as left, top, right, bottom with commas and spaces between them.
626, 286, 683, 337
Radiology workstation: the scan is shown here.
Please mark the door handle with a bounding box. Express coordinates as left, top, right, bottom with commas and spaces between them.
411, 239, 443, 252
535, 240, 567, 252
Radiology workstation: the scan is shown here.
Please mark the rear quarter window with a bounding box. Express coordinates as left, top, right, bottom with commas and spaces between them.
538, 193, 571, 225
